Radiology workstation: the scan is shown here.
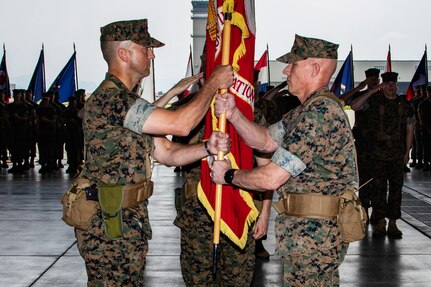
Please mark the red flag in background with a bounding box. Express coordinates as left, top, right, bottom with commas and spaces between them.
386, 45, 392, 72
255, 50, 269, 93
198, 0, 258, 249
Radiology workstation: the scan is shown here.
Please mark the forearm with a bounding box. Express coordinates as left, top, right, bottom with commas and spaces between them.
154, 137, 210, 167
260, 191, 273, 217
340, 86, 362, 106
174, 80, 218, 133
232, 163, 289, 192
350, 91, 373, 111
230, 108, 277, 153
264, 82, 287, 101
153, 89, 177, 108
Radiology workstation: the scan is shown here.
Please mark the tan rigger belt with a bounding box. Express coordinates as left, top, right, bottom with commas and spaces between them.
121, 180, 154, 208
273, 192, 339, 220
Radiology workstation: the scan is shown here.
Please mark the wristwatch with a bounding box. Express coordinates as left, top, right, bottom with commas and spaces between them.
224, 169, 237, 184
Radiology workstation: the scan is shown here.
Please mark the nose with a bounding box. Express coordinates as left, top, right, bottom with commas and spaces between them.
148, 48, 155, 59
283, 64, 291, 76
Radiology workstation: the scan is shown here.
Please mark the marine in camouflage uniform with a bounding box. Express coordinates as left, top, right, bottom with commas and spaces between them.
73, 19, 233, 286
77, 72, 155, 286
174, 167, 256, 287
351, 72, 414, 238
173, 97, 255, 286
212, 35, 355, 286
273, 88, 353, 286
6, 89, 29, 174
63, 96, 82, 174
410, 85, 426, 168
36, 94, 57, 174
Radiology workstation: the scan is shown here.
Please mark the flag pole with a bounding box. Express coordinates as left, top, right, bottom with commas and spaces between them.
425, 44, 428, 84
213, 0, 233, 278
266, 43, 270, 86
350, 45, 354, 86
389, 44, 391, 72
73, 43, 79, 90
190, 44, 194, 76
387, 44, 392, 72
42, 43, 46, 93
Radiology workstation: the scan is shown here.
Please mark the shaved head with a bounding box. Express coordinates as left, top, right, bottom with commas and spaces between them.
311, 58, 337, 84
101, 40, 132, 66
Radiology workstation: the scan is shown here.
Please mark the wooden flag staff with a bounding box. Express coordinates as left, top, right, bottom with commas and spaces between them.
213, 0, 234, 278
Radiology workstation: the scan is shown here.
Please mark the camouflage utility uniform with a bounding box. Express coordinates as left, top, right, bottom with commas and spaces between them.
269, 88, 355, 286
174, 125, 255, 287
366, 93, 414, 221
76, 73, 156, 286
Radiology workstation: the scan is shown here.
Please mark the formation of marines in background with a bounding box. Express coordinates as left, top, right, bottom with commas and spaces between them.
0, 88, 86, 175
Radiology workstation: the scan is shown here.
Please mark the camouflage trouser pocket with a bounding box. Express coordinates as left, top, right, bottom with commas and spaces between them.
184, 179, 198, 200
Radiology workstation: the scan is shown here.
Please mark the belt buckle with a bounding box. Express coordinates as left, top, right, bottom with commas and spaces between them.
137, 188, 145, 202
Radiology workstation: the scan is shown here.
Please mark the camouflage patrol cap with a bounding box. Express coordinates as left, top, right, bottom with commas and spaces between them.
100, 19, 164, 48
381, 72, 398, 83
276, 34, 338, 63
365, 68, 380, 78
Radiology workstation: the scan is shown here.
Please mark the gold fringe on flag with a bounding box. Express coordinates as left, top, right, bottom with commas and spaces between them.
230, 11, 249, 71
207, 0, 218, 41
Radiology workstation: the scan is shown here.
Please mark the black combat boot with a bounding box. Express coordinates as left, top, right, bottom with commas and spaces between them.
255, 237, 270, 260
416, 161, 424, 169
372, 219, 386, 237
387, 220, 402, 239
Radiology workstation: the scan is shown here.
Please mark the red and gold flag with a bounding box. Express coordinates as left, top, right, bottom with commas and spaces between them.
198, 0, 258, 249
386, 45, 392, 72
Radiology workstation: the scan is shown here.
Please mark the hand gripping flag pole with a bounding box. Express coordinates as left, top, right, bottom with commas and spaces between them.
213, 0, 233, 278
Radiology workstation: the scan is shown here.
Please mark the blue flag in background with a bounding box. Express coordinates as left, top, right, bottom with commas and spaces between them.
28, 48, 46, 102
49, 51, 76, 103
331, 50, 354, 97
0, 47, 11, 98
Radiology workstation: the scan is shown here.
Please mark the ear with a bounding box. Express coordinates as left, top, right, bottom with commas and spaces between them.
117, 47, 129, 63
311, 61, 321, 78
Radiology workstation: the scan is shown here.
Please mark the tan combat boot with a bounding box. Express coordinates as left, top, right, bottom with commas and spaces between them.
372, 219, 386, 237
387, 220, 403, 239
